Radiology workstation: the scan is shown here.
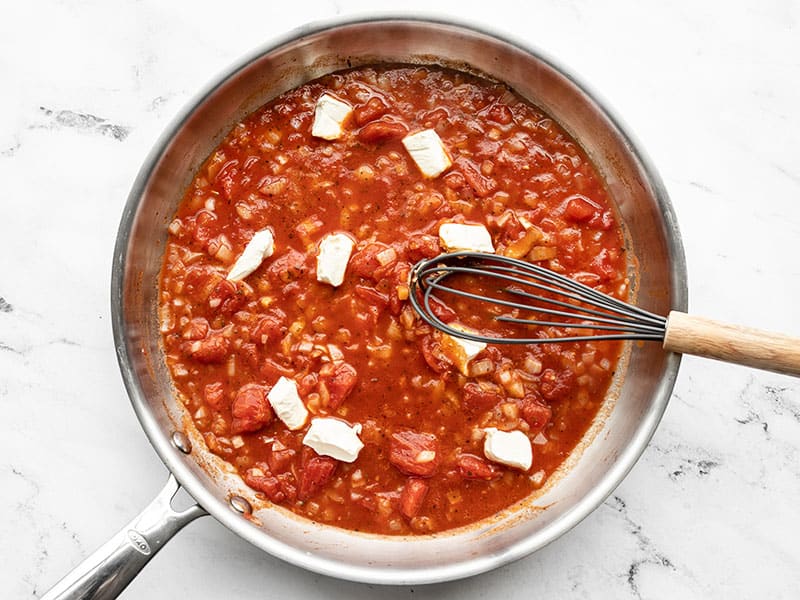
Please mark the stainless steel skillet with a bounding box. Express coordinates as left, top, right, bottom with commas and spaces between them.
42, 14, 686, 599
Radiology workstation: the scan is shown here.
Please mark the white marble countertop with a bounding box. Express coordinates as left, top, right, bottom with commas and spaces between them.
3, 1, 800, 598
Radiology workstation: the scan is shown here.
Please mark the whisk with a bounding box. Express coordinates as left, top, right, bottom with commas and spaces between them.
408, 251, 800, 377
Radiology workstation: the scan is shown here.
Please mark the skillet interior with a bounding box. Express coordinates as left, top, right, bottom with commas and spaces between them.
112, 15, 686, 584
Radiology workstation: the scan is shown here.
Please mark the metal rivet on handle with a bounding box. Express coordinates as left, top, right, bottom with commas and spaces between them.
229, 495, 252, 516
171, 431, 192, 454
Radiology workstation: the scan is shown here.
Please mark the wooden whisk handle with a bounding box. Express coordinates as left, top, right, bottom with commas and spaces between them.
663, 311, 800, 377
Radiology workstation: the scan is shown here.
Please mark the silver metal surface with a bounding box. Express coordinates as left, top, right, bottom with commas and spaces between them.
229, 495, 254, 516
171, 430, 192, 454
61, 13, 686, 591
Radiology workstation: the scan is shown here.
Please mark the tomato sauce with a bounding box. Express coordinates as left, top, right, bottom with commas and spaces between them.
158, 65, 627, 534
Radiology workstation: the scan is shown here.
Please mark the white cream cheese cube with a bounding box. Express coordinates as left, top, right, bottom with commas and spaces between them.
267, 376, 308, 431
316, 232, 355, 287
402, 129, 452, 178
483, 428, 532, 471
439, 324, 487, 376
302, 418, 364, 463
311, 94, 353, 140
438, 223, 495, 253
227, 228, 275, 281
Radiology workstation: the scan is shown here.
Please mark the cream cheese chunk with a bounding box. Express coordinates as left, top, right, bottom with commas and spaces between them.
267, 376, 308, 431
439, 324, 487, 376
316, 232, 355, 287
483, 428, 532, 471
311, 93, 353, 140
402, 129, 452, 178
226, 228, 275, 281
438, 223, 495, 253
302, 418, 364, 463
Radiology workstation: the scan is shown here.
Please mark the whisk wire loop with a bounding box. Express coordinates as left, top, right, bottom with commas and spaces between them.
409, 251, 668, 344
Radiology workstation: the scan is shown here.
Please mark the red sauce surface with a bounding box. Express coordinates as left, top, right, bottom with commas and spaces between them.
158, 65, 627, 534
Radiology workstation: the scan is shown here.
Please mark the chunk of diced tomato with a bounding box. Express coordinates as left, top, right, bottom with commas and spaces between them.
540, 368, 575, 401
399, 478, 429, 519
458, 159, 496, 197
486, 103, 514, 125
204, 382, 226, 409
419, 107, 449, 127
349, 243, 389, 279
326, 362, 358, 409
182, 264, 221, 301
564, 195, 601, 223
208, 279, 245, 315
298, 456, 338, 500
405, 234, 441, 262
184, 334, 230, 364
231, 383, 273, 434
277, 473, 297, 502
390, 430, 440, 477
456, 453, 501, 480
588, 209, 614, 230
251, 309, 288, 344
266, 249, 307, 283
244, 466, 285, 503
462, 382, 505, 413
418, 336, 454, 374
181, 317, 209, 340
267, 446, 297, 474
353, 492, 377, 513
296, 372, 318, 397
354, 96, 389, 126
591, 247, 619, 281
357, 118, 409, 144
193, 210, 218, 245
260, 357, 294, 380
236, 343, 259, 370
417, 294, 457, 324
518, 395, 552, 434
216, 160, 241, 201
354, 285, 389, 309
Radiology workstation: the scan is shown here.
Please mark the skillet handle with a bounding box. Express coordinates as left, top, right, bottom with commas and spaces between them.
663, 311, 800, 377
40, 474, 207, 600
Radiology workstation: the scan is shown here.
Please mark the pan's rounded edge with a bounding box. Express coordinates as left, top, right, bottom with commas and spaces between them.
110, 11, 687, 586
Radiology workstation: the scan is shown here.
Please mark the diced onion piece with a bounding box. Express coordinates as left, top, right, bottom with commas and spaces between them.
375, 247, 397, 266
415, 450, 437, 464
483, 428, 532, 471
402, 129, 452, 178
523, 356, 543, 375
439, 223, 495, 253
227, 228, 275, 281
528, 245, 557, 262
503, 226, 544, 259
327, 344, 345, 362
168, 218, 183, 236
312, 94, 353, 140
501, 402, 519, 420
468, 358, 494, 377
